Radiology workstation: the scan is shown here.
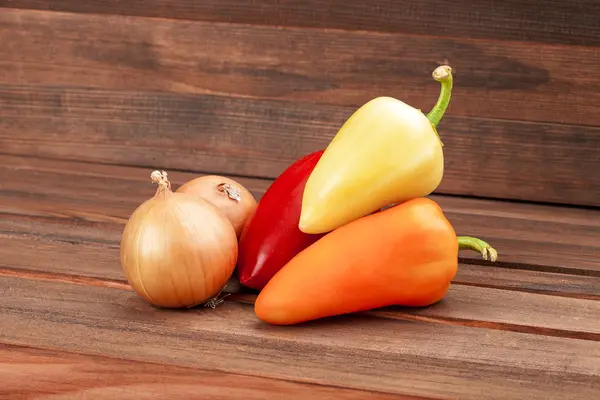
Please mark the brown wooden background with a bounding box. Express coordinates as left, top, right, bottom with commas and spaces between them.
1, 0, 599, 208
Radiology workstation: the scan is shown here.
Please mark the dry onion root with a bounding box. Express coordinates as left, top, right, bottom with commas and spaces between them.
120, 170, 238, 308
176, 175, 257, 237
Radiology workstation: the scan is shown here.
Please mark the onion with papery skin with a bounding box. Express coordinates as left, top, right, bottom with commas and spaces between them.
177, 175, 257, 237
120, 170, 238, 308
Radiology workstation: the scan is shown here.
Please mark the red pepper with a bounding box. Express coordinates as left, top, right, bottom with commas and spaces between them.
237, 150, 326, 290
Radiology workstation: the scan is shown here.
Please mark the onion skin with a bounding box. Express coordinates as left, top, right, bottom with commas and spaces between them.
120, 171, 238, 308
177, 175, 257, 237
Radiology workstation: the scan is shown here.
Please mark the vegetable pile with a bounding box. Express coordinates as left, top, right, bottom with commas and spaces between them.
120, 64, 498, 324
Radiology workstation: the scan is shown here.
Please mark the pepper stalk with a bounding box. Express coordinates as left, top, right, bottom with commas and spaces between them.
458, 236, 498, 262
427, 65, 453, 127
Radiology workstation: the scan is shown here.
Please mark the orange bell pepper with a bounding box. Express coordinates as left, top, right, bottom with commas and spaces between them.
254, 197, 497, 325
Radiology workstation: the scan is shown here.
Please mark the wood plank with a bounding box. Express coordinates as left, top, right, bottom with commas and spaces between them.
0, 154, 270, 220
397, 285, 600, 339
0, 233, 122, 280
5, 187, 599, 299
0, 211, 126, 244
4, 211, 599, 300
0, 8, 599, 128
433, 196, 600, 274
2, 87, 600, 207
455, 265, 600, 301
4, 263, 599, 341
2, 0, 599, 46
4, 210, 600, 300
0, 344, 414, 400
2, 276, 599, 400
2, 155, 599, 275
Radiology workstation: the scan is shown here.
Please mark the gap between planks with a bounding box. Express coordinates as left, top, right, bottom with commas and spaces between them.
457, 258, 600, 278
2, 265, 599, 342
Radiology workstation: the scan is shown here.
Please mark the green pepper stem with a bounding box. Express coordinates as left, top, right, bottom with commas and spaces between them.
426, 65, 453, 127
457, 236, 498, 262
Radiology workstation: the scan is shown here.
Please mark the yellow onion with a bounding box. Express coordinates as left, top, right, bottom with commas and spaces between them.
120, 170, 238, 308
176, 175, 257, 237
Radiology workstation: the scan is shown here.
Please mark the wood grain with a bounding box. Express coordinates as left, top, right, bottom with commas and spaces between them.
2, 276, 599, 400
0, 233, 122, 280
398, 285, 600, 338
0, 8, 599, 127
0, 344, 416, 400
0, 266, 130, 291
2, 0, 599, 46
232, 293, 600, 341
4, 207, 600, 281
4, 261, 599, 342
2, 155, 599, 275
2, 86, 600, 207
433, 196, 600, 274
2, 155, 600, 340
4, 210, 600, 300
454, 265, 600, 300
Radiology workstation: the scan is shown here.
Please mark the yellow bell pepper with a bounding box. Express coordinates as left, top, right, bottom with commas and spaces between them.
299, 65, 453, 234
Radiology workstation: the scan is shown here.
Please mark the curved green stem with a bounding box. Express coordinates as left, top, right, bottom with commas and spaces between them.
458, 236, 498, 262
426, 65, 453, 127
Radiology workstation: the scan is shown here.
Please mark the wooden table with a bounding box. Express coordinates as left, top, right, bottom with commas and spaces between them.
2, 1, 600, 398
1, 157, 598, 399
